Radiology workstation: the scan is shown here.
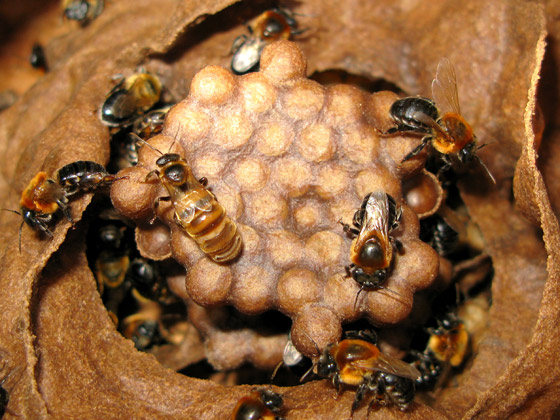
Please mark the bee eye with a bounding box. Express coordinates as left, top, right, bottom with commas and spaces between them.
458, 143, 476, 163
164, 165, 186, 184
358, 240, 384, 268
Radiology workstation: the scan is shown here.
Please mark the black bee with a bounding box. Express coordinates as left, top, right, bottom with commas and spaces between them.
420, 214, 458, 257
29, 43, 48, 71
232, 388, 285, 420
231, 8, 303, 75
57, 160, 117, 195
127, 258, 169, 302
62, 0, 104, 24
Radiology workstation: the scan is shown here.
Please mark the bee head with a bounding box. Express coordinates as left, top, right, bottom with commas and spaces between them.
316, 346, 337, 378
258, 389, 283, 412
458, 141, 477, 163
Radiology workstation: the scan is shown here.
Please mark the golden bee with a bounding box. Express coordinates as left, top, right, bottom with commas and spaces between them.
16, 161, 117, 244
231, 8, 303, 74
311, 330, 419, 417
100, 72, 162, 128
61, 0, 103, 25
231, 388, 285, 420
387, 58, 494, 182
341, 191, 402, 297
145, 148, 242, 263
410, 312, 470, 389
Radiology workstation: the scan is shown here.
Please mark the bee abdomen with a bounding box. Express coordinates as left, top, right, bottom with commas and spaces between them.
57, 160, 114, 195
390, 97, 439, 131
186, 201, 242, 263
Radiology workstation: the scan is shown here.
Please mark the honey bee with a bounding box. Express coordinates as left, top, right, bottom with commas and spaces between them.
29, 43, 48, 72
231, 8, 303, 74
387, 58, 494, 182
132, 105, 172, 140
312, 330, 419, 417
231, 388, 285, 420
100, 72, 162, 128
145, 148, 242, 263
341, 191, 402, 292
62, 0, 103, 24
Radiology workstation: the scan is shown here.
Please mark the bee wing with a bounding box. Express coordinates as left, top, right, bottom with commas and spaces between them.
353, 352, 421, 380
359, 192, 390, 245
431, 57, 461, 115
410, 108, 448, 138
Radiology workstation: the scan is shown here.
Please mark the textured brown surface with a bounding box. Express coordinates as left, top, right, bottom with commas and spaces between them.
0, 0, 555, 419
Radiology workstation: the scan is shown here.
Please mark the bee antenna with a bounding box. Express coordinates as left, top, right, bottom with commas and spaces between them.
129, 133, 163, 156
353, 286, 365, 311
299, 363, 315, 383
375, 284, 408, 306
474, 155, 496, 185
270, 360, 284, 382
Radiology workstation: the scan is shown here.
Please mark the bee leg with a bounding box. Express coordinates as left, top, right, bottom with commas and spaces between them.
150, 196, 170, 224
344, 265, 353, 278
340, 220, 359, 237
401, 136, 431, 163
350, 382, 369, 419
144, 169, 160, 183
436, 154, 453, 179
392, 238, 404, 254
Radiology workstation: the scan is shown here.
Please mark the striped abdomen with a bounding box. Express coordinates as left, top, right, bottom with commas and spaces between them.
174, 188, 242, 263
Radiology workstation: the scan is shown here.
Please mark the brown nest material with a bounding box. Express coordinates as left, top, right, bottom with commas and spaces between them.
0, 0, 558, 419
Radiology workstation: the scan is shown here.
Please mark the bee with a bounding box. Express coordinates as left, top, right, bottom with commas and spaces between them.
145, 149, 242, 263
57, 160, 117, 196
231, 388, 285, 420
62, 0, 103, 25
29, 43, 48, 72
132, 105, 172, 140
15, 161, 118, 246
100, 72, 162, 128
127, 258, 169, 302
419, 214, 458, 257
231, 8, 303, 75
410, 312, 470, 389
19, 171, 71, 238
425, 312, 469, 368
341, 191, 402, 292
121, 311, 163, 351
311, 330, 419, 417
387, 58, 494, 182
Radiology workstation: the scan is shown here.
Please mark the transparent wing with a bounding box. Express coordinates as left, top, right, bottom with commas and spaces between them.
431, 57, 461, 114
358, 191, 390, 246
353, 351, 421, 380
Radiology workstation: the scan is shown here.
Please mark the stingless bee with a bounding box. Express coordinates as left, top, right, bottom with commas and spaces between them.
231, 8, 303, 75
57, 160, 118, 195
100, 71, 162, 128
121, 311, 163, 351
341, 191, 402, 302
132, 105, 172, 140
61, 0, 103, 25
29, 43, 48, 72
307, 330, 419, 418
231, 388, 285, 420
14, 161, 119, 247
142, 140, 243, 263
409, 312, 470, 389
387, 58, 494, 182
